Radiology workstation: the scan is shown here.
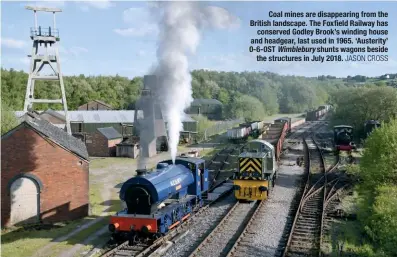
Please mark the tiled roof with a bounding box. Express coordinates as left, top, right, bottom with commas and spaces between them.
5, 112, 89, 160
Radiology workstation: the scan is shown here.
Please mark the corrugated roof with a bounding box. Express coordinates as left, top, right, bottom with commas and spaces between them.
15, 110, 196, 123
5, 112, 89, 160
97, 127, 122, 139
41, 109, 66, 121
191, 99, 223, 106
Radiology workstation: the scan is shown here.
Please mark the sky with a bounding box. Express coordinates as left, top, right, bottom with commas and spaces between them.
1, 0, 396, 78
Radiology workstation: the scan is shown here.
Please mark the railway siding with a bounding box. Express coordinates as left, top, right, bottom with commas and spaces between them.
224, 140, 307, 257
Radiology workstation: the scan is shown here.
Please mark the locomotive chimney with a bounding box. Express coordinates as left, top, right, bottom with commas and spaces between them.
136, 169, 148, 176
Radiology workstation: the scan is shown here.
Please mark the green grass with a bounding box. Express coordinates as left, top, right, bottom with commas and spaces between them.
0, 217, 96, 257
90, 157, 137, 169
324, 190, 386, 257
45, 219, 109, 257
89, 183, 106, 216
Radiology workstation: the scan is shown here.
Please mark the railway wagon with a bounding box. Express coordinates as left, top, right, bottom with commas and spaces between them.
306, 110, 318, 121
250, 120, 266, 137
274, 117, 292, 133
234, 139, 277, 201
109, 157, 209, 243
262, 120, 289, 161
227, 126, 250, 142
290, 118, 306, 129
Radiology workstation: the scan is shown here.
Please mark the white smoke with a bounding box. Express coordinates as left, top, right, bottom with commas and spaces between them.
149, 2, 240, 163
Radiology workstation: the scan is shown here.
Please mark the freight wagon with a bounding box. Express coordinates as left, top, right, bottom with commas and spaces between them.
261, 119, 289, 161
290, 118, 306, 129
227, 126, 250, 143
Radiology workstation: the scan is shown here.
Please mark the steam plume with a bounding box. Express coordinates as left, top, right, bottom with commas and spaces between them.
149, 2, 240, 163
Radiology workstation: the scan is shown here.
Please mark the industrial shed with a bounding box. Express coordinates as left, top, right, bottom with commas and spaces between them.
15, 110, 199, 138
1, 112, 89, 227
78, 100, 113, 110
186, 99, 223, 120
86, 127, 123, 157
116, 136, 140, 159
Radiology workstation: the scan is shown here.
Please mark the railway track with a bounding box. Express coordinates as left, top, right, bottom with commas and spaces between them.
99, 144, 243, 257
320, 175, 351, 256
187, 123, 328, 257
280, 136, 327, 257
281, 135, 343, 257
187, 201, 259, 257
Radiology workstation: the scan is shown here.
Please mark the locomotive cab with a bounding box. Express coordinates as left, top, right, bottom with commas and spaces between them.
333, 125, 355, 151
234, 140, 277, 201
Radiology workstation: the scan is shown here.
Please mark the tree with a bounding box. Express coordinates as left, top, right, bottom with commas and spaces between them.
229, 94, 266, 122
330, 87, 397, 137
357, 119, 397, 256
1, 102, 20, 135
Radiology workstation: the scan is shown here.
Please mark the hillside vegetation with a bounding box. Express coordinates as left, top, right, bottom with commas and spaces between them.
329, 86, 397, 138
338, 119, 397, 257
2, 68, 396, 133
2, 68, 343, 114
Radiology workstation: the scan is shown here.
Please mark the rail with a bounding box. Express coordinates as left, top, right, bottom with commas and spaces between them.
282, 132, 340, 257
225, 200, 266, 257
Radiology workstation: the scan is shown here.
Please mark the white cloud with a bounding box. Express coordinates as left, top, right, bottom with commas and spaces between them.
69, 46, 88, 56
211, 54, 239, 65
76, 0, 114, 11
20, 1, 65, 9
136, 50, 146, 57
114, 7, 158, 38
1, 38, 28, 49
201, 6, 241, 30
114, 26, 157, 37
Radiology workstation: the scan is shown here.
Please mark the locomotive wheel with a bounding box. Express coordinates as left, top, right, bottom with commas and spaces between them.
153, 232, 162, 240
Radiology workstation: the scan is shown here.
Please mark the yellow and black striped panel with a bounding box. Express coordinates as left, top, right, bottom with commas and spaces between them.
234, 179, 269, 201
239, 157, 262, 174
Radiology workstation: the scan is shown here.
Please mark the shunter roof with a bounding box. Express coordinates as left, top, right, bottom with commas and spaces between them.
4, 112, 89, 160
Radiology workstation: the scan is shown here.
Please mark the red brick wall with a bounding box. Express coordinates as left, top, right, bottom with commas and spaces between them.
1, 126, 89, 227
108, 138, 123, 157
85, 132, 108, 157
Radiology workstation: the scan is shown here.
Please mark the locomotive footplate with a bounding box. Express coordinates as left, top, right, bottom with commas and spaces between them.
109, 194, 198, 239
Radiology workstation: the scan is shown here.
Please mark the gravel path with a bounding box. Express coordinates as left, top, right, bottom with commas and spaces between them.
162, 194, 236, 257
227, 143, 305, 257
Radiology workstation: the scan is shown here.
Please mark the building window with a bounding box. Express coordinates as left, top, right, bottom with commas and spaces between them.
78, 123, 83, 132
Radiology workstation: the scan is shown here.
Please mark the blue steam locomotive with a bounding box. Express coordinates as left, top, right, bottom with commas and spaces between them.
109, 157, 209, 242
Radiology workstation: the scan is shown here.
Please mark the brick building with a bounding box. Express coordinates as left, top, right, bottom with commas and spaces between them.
78, 100, 113, 111
85, 127, 123, 157
1, 113, 89, 227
